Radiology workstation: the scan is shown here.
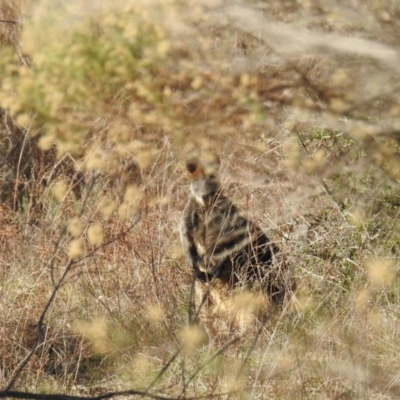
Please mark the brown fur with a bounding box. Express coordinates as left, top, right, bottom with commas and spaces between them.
180, 157, 291, 318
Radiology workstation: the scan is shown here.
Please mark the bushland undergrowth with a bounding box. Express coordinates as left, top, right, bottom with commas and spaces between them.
1, 0, 400, 399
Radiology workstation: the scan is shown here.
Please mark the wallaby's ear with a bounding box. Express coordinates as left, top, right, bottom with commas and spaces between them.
186, 158, 203, 177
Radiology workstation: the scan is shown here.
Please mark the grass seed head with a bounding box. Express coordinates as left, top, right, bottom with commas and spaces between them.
88, 223, 104, 246
68, 217, 83, 238
367, 258, 395, 288
73, 318, 113, 355
178, 324, 208, 353
68, 238, 84, 259
52, 178, 68, 201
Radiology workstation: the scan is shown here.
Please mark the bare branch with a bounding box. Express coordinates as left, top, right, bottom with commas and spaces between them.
0, 389, 237, 400
0, 19, 19, 24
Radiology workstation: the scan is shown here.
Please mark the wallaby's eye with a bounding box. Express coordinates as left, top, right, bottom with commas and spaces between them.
187, 162, 197, 173
186, 158, 200, 174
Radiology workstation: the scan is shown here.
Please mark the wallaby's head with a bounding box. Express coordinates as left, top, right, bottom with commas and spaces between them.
186, 156, 221, 207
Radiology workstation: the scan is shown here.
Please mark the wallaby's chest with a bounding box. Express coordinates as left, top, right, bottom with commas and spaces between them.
190, 202, 240, 253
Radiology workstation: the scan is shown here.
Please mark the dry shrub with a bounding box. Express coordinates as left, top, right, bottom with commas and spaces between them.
0, 0, 400, 398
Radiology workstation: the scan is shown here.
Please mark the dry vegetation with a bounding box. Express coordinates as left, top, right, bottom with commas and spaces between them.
1, 0, 400, 399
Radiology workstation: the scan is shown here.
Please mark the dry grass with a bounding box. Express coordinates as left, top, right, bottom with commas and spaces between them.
0, 0, 400, 399
1, 139, 399, 398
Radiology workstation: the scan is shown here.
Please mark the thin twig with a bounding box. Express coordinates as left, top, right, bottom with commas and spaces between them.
13, 126, 29, 211
0, 19, 19, 24
227, 322, 265, 400
179, 335, 242, 397
145, 349, 182, 393
12, 23, 29, 67
295, 131, 345, 215
143, 277, 204, 394
0, 389, 236, 400
49, 173, 98, 285
4, 259, 74, 391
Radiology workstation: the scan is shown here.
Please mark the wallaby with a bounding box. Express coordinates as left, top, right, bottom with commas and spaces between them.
180, 156, 288, 306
